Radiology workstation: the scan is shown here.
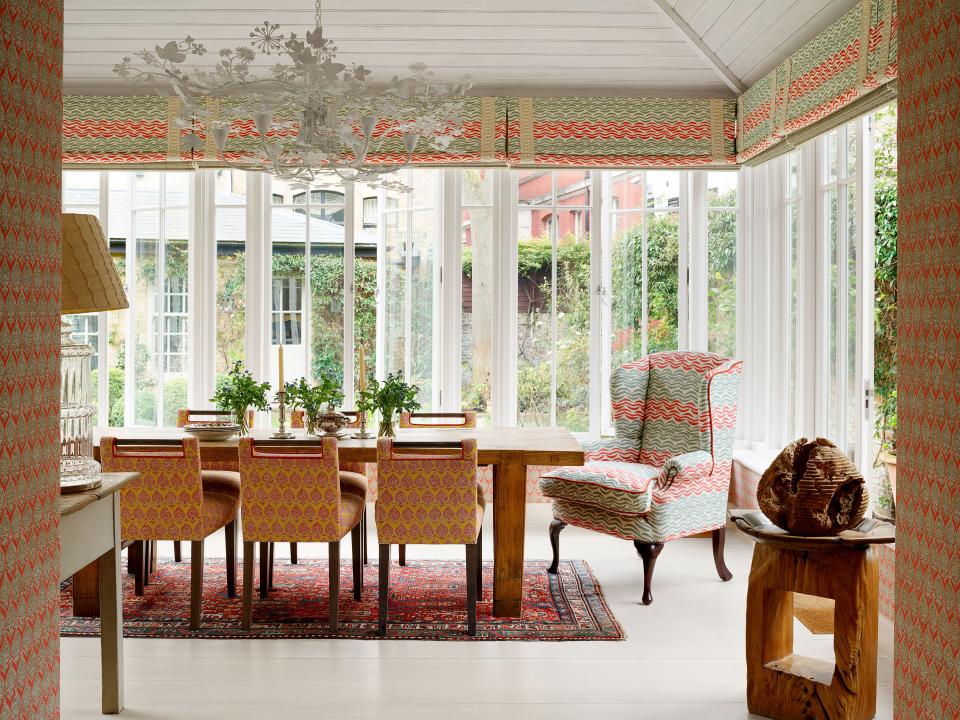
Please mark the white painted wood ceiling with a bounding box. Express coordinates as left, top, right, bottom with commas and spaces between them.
64, 0, 857, 97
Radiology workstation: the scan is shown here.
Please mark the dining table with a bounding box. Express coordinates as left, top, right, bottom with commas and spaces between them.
90, 425, 585, 618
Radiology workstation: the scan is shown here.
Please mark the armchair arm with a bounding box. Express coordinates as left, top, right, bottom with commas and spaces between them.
581, 436, 640, 463
657, 450, 713, 491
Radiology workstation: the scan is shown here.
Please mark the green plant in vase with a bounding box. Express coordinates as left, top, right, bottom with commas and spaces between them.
357, 371, 420, 437
285, 374, 345, 435
210, 360, 271, 435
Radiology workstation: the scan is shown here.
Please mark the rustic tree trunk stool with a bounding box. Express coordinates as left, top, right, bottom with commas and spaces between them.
730, 509, 895, 720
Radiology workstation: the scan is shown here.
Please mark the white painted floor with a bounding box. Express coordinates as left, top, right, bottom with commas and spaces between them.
61, 504, 894, 719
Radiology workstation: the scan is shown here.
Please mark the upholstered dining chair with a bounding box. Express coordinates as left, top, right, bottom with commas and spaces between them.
539, 351, 742, 605
238, 437, 366, 632
290, 409, 371, 566
396, 411, 477, 566
173, 408, 249, 563
99, 437, 241, 629
375, 438, 483, 636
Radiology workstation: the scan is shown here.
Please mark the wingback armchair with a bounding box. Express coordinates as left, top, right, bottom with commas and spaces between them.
539, 351, 742, 605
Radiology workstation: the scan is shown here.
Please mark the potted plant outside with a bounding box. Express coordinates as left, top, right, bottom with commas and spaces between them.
210, 361, 271, 435
285, 375, 346, 436
357, 371, 420, 437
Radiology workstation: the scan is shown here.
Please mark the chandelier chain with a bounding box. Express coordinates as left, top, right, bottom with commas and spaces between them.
315, 0, 321, 28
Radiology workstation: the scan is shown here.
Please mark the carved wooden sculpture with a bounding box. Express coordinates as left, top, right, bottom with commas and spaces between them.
757, 438, 868, 536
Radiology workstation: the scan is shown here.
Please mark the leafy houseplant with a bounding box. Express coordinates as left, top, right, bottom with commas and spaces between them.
357, 371, 420, 437
285, 375, 345, 435
210, 360, 271, 435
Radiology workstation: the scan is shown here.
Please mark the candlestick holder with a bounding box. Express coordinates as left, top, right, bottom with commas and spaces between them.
353, 409, 374, 439
271, 390, 295, 439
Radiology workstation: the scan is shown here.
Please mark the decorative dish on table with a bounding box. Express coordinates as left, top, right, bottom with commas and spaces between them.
183, 421, 242, 441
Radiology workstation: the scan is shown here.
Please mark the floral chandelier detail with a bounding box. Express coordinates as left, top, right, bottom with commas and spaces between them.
114, 0, 474, 187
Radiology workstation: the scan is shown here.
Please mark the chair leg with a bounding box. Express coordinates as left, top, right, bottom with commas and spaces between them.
398, 544, 406, 566
241, 541, 255, 630
290, 542, 298, 565
476, 530, 483, 601
190, 539, 204, 630
142, 541, 152, 586
131, 541, 145, 596
328, 540, 340, 633
712, 527, 733, 581
225, 519, 237, 599
361, 505, 368, 565
351, 522, 363, 600
259, 542, 270, 599
634, 541, 664, 606
268, 542, 275, 590
150, 540, 158, 574
548, 519, 567, 574
378, 544, 390, 636
173, 540, 182, 563
466, 542, 478, 636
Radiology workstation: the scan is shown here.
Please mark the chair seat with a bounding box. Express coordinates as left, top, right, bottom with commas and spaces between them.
539, 462, 660, 516
201, 470, 241, 497
339, 491, 366, 534
201, 490, 240, 537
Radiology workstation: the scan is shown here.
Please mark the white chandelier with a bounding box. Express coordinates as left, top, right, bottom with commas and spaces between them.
114, 0, 473, 187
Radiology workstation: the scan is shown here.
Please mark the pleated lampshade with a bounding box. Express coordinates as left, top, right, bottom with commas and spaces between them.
61, 214, 128, 314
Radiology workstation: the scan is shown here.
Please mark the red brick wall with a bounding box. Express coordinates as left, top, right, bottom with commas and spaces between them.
0, 1, 64, 716
895, 1, 960, 715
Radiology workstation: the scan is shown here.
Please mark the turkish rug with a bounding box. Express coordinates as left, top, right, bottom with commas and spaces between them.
60, 558, 623, 641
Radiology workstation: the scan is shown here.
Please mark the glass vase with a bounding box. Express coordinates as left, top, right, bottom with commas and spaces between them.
378, 414, 396, 437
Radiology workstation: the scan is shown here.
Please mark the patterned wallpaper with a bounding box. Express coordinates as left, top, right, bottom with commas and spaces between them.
894, 0, 960, 715
0, 0, 63, 717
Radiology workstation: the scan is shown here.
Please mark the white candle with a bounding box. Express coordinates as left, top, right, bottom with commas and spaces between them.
278, 344, 285, 390
358, 346, 367, 392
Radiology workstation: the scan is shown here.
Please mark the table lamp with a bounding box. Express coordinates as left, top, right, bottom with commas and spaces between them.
60, 214, 129, 492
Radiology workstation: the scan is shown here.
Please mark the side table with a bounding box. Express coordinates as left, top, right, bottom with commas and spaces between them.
60, 471, 138, 714
729, 509, 895, 720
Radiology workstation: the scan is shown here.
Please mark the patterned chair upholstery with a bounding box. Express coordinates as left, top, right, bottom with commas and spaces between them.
375, 438, 483, 636
395, 411, 478, 566
100, 437, 241, 629
238, 437, 366, 632
539, 351, 742, 605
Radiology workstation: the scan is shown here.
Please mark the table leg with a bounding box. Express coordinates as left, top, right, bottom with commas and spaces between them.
98, 494, 124, 714
492, 458, 526, 617
72, 559, 101, 617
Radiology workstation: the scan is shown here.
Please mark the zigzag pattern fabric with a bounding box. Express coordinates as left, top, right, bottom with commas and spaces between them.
894, 1, 960, 714
540, 352, 741, 544
738, 0, 898, 162
375, 438, 483, 545
238, 437, 362, 543
505, 97, 737, 168
62, 96, 507, 167
0, 0, 63, 714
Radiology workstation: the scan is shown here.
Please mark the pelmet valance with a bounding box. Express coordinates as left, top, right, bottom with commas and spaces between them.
737, 0, 897, 164
62, 0, 898, 172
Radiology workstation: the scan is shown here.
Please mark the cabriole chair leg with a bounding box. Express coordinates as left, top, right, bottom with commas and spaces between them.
712, 527, 733, 581
634, 540, 664, 606
547, 519, 567, 574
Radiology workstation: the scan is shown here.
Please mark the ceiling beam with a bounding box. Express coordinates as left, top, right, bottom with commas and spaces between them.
649, 0, 746, 95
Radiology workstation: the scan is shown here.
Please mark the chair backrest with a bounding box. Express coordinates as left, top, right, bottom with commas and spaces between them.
176, 408, 254, 429
399, 411, 477, 429
375, 438, 480, 545
631, 351, 741, 466
238, 437, 343, 543
100, 437, 204, 540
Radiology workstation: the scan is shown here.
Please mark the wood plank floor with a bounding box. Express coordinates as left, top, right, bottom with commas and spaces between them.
61, 504, 894, 719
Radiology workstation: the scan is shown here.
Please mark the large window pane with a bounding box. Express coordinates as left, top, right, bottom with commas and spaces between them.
461, 170, 494, 425
216, 207, 246, 378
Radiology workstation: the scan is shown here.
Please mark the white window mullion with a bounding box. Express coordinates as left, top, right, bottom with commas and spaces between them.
686, 171, 705, 351
549, 172, 558, 427
492, 170, 518, 427
155, 178, 167, 426
190, 170, 215, 409
588, 171, 603, 436
124, 173, 137, 426
245, 171, 270, 390
641, 187, 650, 357
857, 116, 875, 470
343, 181, 356, 405
814, 137, 831, 438
440, 169, 462, 412
96, 171, 109, 426
599, 173, 614, 435
375, 186, 387, 382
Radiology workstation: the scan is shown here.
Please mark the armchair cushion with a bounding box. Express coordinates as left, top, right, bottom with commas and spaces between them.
581, 437, 641, 463
540, 462, 660, 516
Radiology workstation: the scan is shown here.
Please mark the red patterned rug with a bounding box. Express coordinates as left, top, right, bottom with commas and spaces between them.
59, 558, 623, 641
